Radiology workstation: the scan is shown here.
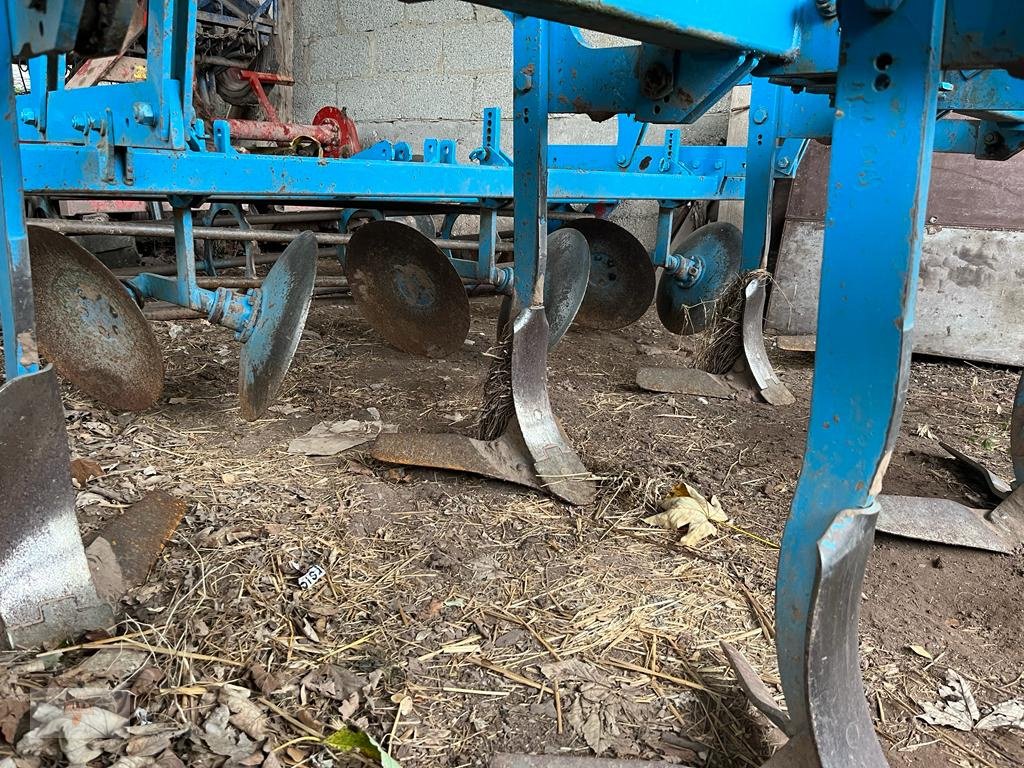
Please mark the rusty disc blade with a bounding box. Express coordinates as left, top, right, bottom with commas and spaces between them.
566, 218, 655, 330
347, 220, 470, 357
497, 228, 591, 349
656, 222, 741, 335
28, 226, 164, 411
239, 231, 318, 421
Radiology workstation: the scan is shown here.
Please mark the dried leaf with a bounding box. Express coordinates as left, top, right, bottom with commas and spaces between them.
248, 664, 285, 696
0, 697, 29, 744
644, 482, 728, 546
70, 457, 104, 485
907, 645, 933, 660
976, 700, 1024, 731
17, 704, 128, 764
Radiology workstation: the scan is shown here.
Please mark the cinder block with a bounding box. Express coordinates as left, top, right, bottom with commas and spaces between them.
308, 33, 372, 84
292, 81, 340, 123
472, 73, 512, 117
342, 0, 403, 32
296, 0, 340, 40
442, 22, 512, 73
341, 73, 476, 122
472, 4, 508, 23
372, 27, 443, 74
404, 0, 475, 24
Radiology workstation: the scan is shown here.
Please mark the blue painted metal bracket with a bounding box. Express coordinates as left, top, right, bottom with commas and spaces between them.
546, 21, 756, 124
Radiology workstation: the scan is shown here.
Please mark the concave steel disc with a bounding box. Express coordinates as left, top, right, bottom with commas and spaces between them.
28, 226, 164, 411
497, 227, 591, 349
346, 220, 469, 357
565, 218, 656, 330
239, 230, 318, 421
657, 221, 742, 335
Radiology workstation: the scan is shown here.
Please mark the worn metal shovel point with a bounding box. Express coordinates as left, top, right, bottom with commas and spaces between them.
375, 306, 596, 506
0, 367, 112, 649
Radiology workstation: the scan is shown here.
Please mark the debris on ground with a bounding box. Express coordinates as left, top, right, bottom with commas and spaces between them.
643, 482, 728, 547
918, 669, 1024, 732
287, 411, 396, 456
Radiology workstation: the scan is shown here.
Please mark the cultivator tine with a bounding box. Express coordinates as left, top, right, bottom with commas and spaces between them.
510, 306, 594, 505
728, 508, 887, 768
720, 642, 794, 736
875, 494, 1018, 553
87, 490, 187, 594
805, 506, 887, 768
372, 422, 548, 495
742, 275, 794, 406
27, 226, 165, 411
0, 368, 113, 649
239, 230, 318, 420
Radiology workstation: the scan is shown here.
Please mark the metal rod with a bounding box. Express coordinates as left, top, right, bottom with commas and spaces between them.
31, 218, 516, 252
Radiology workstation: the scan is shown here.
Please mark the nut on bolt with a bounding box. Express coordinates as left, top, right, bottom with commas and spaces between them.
71, 113, 88, 132
133, 101, 157, 127
19, 108, 37, 127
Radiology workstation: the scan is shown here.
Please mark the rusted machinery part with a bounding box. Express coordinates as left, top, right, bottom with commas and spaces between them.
28, 226, 164, 411
345, 220, 471, 358
564, 218, 656, 330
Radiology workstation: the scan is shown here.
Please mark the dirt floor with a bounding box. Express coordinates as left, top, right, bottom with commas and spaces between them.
2, 263, 1022, 768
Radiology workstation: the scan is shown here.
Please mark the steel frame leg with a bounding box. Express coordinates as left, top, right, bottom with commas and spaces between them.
753, 1, 948, 764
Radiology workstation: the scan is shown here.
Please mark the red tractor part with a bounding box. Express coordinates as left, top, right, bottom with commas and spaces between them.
226, 105, 361, 159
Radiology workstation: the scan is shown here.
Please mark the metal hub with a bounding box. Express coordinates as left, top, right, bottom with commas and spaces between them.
656, 221, 742, 335
497, 227, 590, 349
346, 220, 470, 358
565, 218, 656, 330
28, 226, 164, 411
238, 231, 318, 421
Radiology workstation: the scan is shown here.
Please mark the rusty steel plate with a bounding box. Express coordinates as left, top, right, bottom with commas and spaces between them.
28, 226, 164, 411
564, 218, 655, 330
239, 231, 318, 421
497, 228, 591, 349
656, 222, 741, 336
88, 490, 186, 590
346, 220, 469, 357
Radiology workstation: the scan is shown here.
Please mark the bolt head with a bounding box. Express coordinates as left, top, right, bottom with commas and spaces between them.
984, 131, 1000, 145
753, 107, 769, 125
19, 108, 37, 127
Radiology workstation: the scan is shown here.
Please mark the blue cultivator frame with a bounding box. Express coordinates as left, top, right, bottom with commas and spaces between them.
3, 1, 1024, 766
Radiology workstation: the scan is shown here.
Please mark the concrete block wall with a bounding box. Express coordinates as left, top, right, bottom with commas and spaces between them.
292, 0, 733, 245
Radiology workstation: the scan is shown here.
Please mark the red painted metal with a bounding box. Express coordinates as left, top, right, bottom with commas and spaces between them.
313, 106, 362, 158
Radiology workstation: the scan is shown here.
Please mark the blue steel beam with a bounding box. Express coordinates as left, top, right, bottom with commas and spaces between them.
18, 144, 746, 202
463, 1, 804, 58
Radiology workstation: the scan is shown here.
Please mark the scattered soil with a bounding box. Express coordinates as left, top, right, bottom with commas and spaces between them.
1, 259, 1021, 768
